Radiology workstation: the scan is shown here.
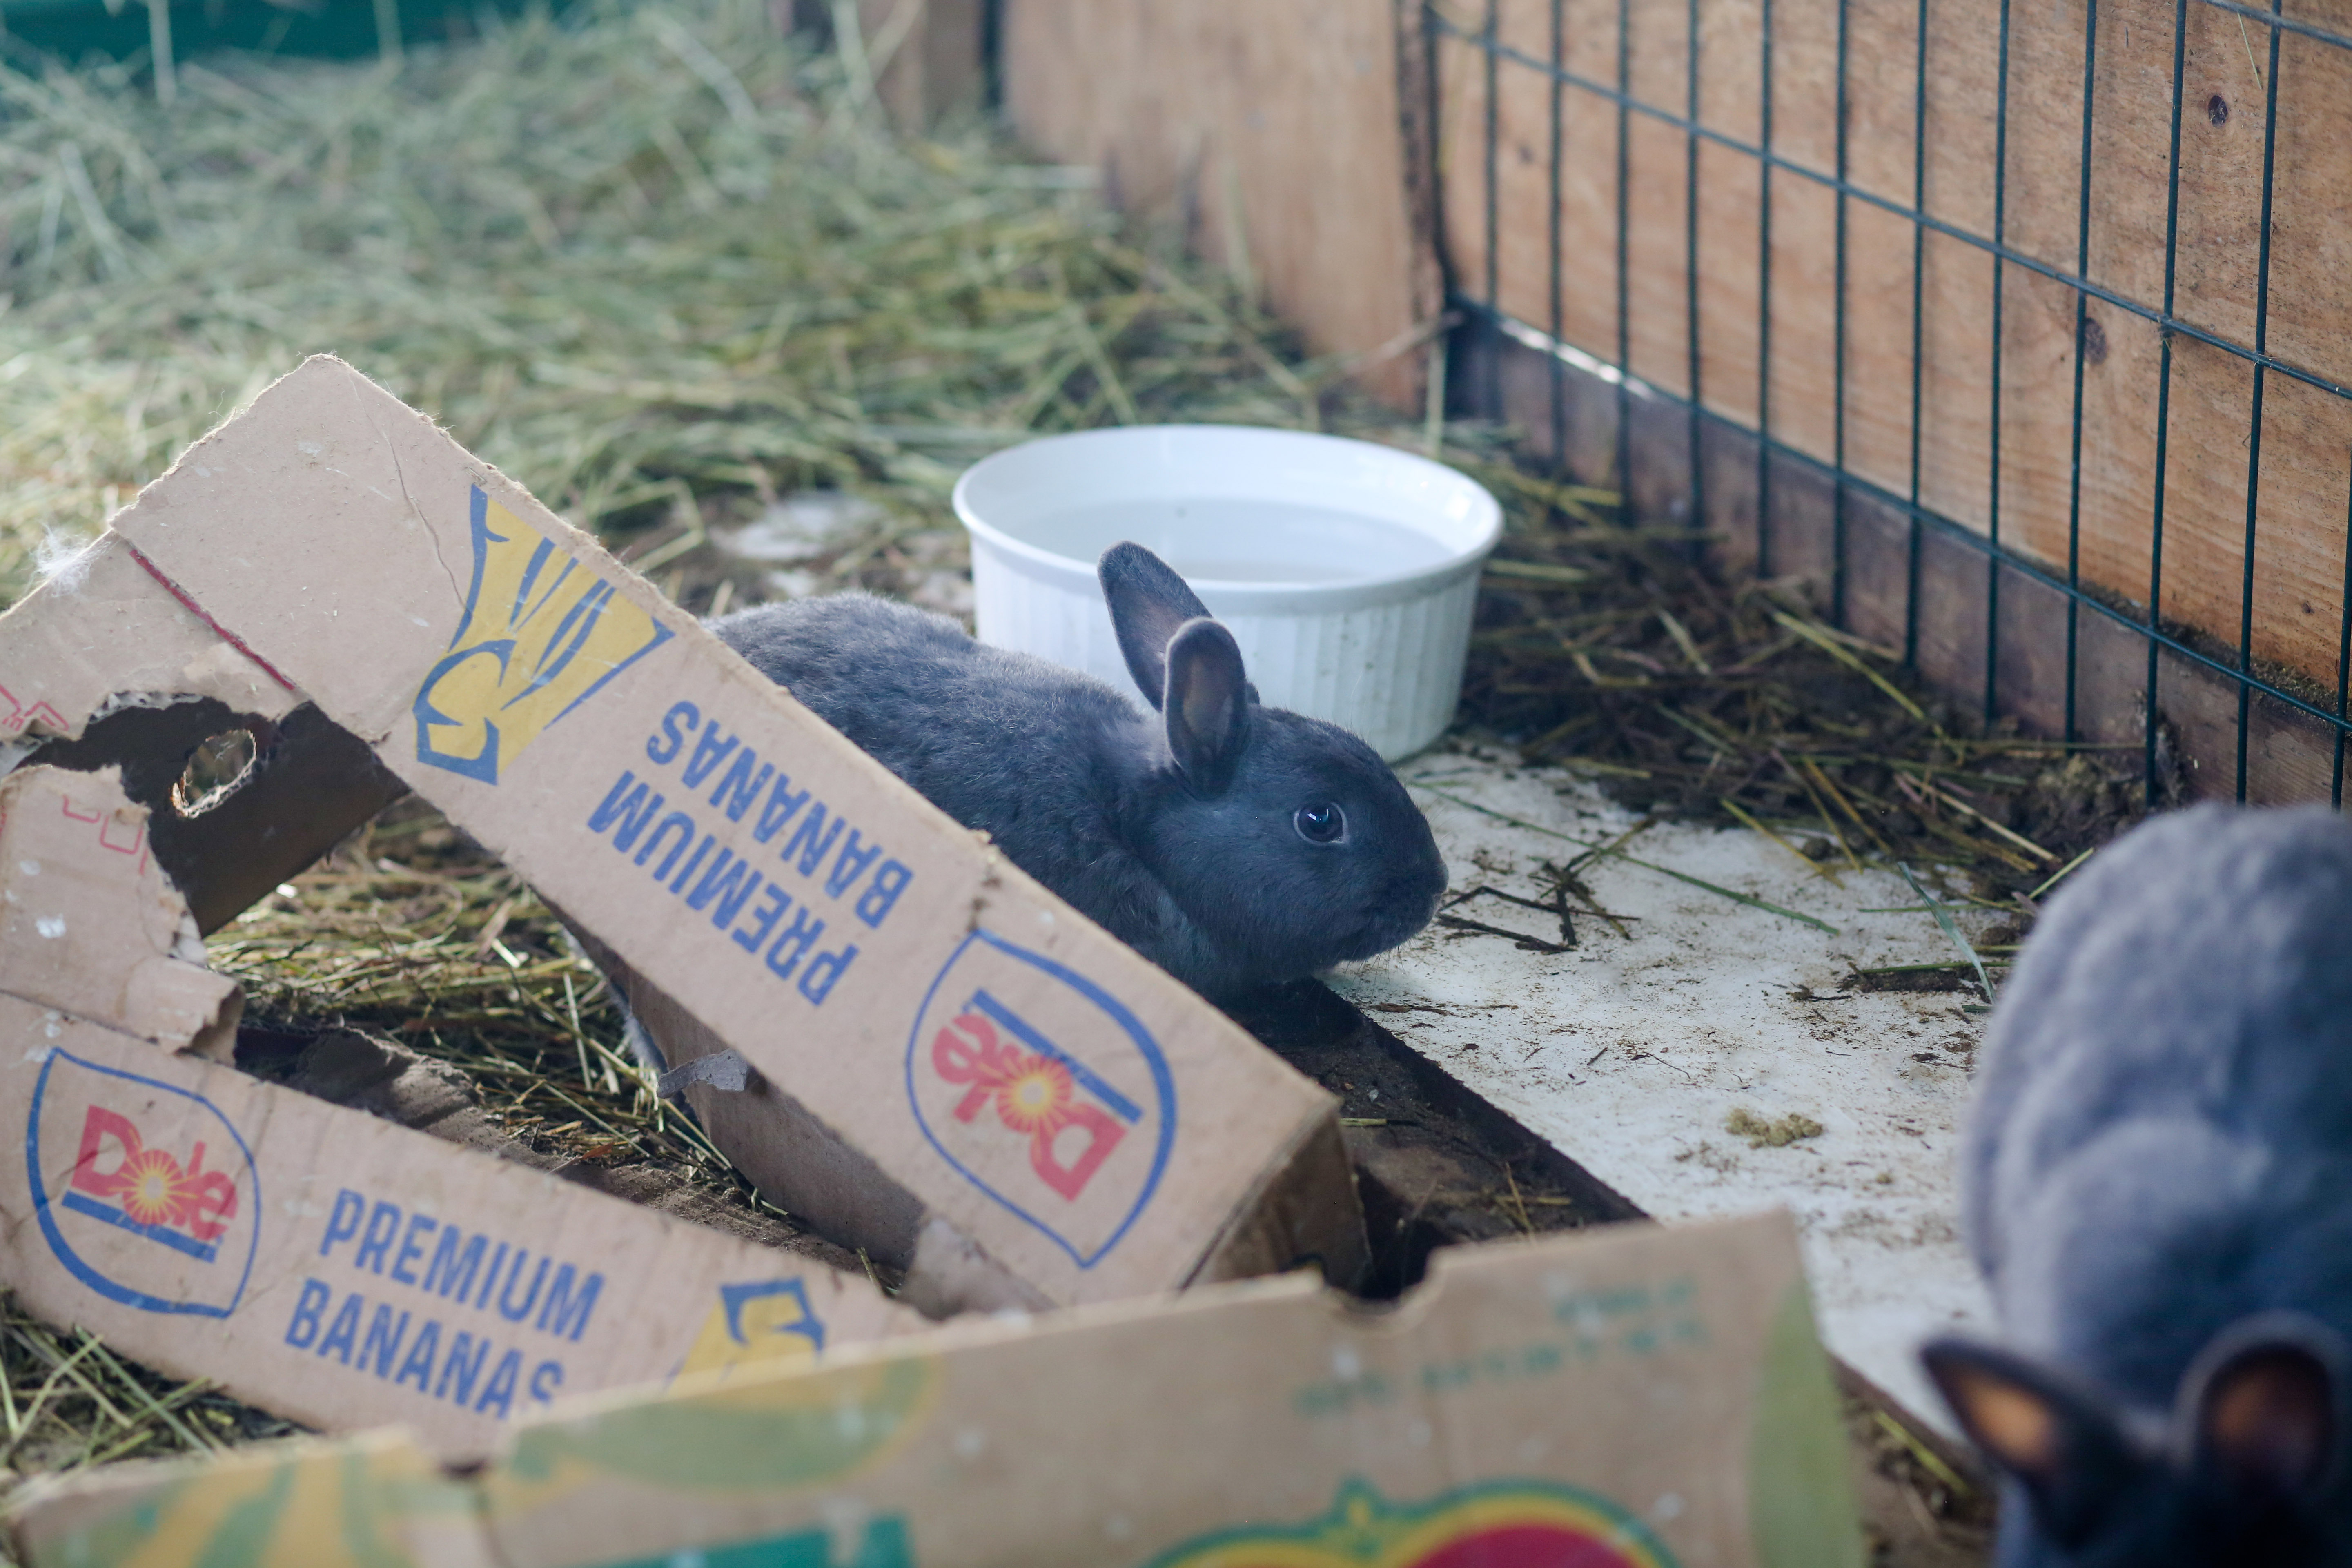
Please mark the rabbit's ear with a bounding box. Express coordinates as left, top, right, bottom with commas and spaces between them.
1165, 618, 1251, 797
1100, 543, 1212, 712
2180, 1314, 2345, 1503
1922, 1338, 2142, 1547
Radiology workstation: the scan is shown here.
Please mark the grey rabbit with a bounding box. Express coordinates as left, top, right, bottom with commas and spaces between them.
706, 541, 1448, 1000
1922, 803, 2352, 1566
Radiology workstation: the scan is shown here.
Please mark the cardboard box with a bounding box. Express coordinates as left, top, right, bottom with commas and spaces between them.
6, 1211, 1866, 1568
0, 354, 1364, 1314
0, 763, 922, 1456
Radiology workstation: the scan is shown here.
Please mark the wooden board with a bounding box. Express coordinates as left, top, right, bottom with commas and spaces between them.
855, 0, 989, 129
1440, 0, 2352, 707
1467, 316, 2352, 805
1000, 0, 1441, 410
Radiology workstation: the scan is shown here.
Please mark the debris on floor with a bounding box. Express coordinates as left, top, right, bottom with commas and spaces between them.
1459, 531, 2159, 916
1331, 742, 2012, 1438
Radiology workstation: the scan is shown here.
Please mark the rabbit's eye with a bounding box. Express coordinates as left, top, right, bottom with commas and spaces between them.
1294, 803, 1346, 844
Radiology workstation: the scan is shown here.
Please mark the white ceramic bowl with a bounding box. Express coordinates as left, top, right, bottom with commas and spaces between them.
952, 426, 1502, 760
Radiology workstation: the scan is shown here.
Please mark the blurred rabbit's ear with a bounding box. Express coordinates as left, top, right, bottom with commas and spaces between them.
1922, 1338, 2143, 1547
2180, 1314, 2346, 1504
1164, 618, 1251, 798
1100, 542, 1213, 712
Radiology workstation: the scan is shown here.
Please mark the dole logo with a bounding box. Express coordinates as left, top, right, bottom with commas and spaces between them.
28, 1052, 261, 1317
413, 487, 672, 784
906, 931, 1174, 1268
68, 1107, 237, 1252
933, 1001, 1127, 1200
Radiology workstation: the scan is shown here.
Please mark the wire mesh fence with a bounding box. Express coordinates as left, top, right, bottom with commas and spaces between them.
1430, 0, 2352, 807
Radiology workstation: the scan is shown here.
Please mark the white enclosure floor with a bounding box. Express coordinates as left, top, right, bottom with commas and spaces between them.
1328, 743, 1999, 1435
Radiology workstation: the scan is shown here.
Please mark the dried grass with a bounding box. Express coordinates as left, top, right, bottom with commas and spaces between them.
0, 0, 1435, 612
214, 798, 755, 1189
1457, 517, 2160, 922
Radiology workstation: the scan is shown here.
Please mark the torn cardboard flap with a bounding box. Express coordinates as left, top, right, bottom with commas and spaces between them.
78, 353, 1364, 1309
5, 1211, 1866, 1568
0, 765, 239, 1057
0, 533, 300, 760
0, 767, 924, 1457
0, 994, 927, 1458
0, 530, 409, 937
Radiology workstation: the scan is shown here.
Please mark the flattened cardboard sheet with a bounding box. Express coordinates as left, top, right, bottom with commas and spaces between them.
8, 1212, 1864, 1568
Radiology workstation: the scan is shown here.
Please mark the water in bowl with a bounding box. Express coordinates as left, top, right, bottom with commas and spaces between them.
1013, 499, 1455, 585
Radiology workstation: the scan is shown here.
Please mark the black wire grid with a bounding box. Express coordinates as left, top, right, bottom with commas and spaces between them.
1434, 0, 2352, 806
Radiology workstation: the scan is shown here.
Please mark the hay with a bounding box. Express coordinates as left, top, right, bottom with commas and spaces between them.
214, 797, 755, 1189
1454, 518, 2157, 918
0, 1299, 298, 1483
0, 0, 1438, 610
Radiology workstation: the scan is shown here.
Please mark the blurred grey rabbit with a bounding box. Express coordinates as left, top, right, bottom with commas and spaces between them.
1923, 803, 2352, 1567
708, 541, 1448, 1000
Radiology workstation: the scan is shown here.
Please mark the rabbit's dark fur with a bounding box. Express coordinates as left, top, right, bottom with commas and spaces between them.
708, 543, 1448, 999
1924, 804, 2352, 1567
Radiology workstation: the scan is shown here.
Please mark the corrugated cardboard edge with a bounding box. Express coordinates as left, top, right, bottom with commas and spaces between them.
0, 533, 302, 760
2, 1211, 1866, 1568
1186, 1104, 1367, 1287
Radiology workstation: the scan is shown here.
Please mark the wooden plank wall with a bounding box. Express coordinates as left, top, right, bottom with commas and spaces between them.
998, 0, 1441, 410
1439, 0, 2352, 800
855, 0, 990, 129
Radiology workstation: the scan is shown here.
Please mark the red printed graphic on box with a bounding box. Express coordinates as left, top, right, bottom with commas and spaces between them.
68, 1107, 239, 1247
56, 791, 149, 871
931, 1006, 1127, 1200
906, 931, 1174, 1269
27, 1051, 261, 1318
0, 679, 67, 741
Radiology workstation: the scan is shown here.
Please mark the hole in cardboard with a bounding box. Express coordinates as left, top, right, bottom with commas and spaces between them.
20, 700, 407, 934
172, 728, 260, 817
